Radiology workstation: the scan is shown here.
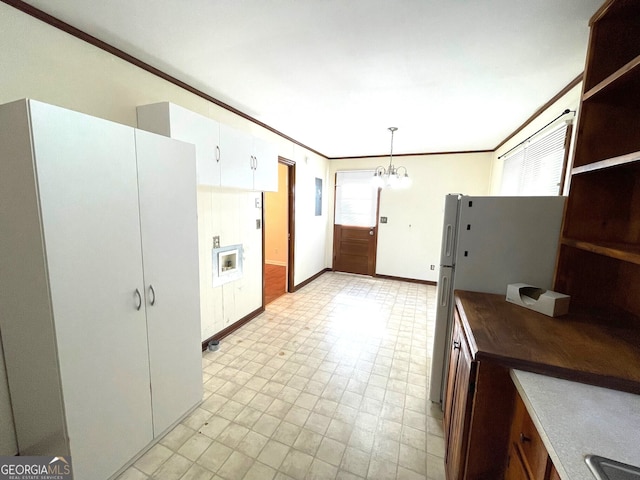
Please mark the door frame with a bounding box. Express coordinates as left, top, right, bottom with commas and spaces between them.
262, 157, 296, 308
281, 157, 296, 293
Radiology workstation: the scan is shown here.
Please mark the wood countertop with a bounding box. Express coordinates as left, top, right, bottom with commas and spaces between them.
454, 290, 640, 394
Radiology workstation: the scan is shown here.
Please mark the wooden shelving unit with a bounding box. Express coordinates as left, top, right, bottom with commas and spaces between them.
560, 238, 640, 265
554, 0, 640, 324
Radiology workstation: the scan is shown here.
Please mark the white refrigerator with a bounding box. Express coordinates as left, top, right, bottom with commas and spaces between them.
428, 194, 566, 406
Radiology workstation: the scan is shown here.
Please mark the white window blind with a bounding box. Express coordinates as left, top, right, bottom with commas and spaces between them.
500, 122, 570, 196
335, 170, 377, 227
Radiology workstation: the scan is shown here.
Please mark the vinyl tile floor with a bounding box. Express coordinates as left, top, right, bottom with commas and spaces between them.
117, 272, 445, 480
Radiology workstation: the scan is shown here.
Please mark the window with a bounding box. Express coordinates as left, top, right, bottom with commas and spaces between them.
334, 170, 378, 227
500, 121, 572, 196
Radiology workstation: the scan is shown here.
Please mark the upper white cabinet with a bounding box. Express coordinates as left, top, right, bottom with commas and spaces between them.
137, 102, 278, 192
252, 136, 279, 192
0, 100, 202, 480
137, 102, 221, 186
219, 122, 253, 189
219, 125, 279, 192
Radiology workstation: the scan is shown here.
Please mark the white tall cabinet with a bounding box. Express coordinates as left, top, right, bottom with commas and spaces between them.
0, 341, 16, 455
135, 129, 203, 435
0, 100, 202, 480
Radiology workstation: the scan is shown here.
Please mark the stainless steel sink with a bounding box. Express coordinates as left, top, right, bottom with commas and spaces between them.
586, 455, 640, 480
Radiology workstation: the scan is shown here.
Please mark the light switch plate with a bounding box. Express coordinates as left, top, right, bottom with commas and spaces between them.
255, 198, 262, 208
380, 216, 388, 224
256, 219, 261, 229
213, 236, 220, 248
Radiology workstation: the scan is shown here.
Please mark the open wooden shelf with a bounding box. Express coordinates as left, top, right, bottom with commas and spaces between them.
555, 245, 640, 320
572, 150, 640, 175
571, 92, 640, 168
583, 0, 640, 90
555, 1, 640, 330
583, 54, 640, 101
561, 237, 640, 265
562, 164, 640, 246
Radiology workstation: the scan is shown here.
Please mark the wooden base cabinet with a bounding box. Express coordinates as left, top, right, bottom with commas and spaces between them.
443, 309, 514, 480
442, 309, 560, 480
0, 100, 202, 480
505, 393, 557, 480
444, 310, 475, 480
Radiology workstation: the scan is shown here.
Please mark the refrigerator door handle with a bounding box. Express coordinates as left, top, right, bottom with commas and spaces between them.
444, 224, 453, 258
440, 274, 450, 307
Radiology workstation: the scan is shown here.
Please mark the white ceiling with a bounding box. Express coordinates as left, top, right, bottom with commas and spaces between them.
22, 0, 603, 158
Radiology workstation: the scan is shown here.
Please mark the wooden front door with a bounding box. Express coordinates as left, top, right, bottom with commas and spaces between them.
332, 170, 380, 276
333, 225, 377, 275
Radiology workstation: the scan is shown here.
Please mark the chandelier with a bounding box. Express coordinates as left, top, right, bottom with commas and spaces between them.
372, 127, 411, 189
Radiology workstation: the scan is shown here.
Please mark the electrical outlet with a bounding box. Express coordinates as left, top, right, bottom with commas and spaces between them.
380, 216, 388, 224
256, 219, 261, 229
430, 264, 435, 270
213, 236, 220, 248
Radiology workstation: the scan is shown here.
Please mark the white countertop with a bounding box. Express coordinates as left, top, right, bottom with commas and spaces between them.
510, 369, 640, 480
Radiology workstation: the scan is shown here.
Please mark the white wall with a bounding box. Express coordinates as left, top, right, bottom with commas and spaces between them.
328, 153, 493, 282
488, 82, 583, 195
292, 148, 332, 285
0, 3, 330, 455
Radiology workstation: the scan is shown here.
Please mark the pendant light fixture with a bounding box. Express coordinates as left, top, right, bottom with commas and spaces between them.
372, 127, 411, 189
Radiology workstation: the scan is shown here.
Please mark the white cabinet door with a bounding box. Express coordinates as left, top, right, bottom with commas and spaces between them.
138, 103, 277, 192
137, 102, 221, 186
29, 102, 153, 480
167, 104, 221, 186
252, 137, 278, 192
135, 130, 203, 435
219, 123, 253, 189
0, 340, 16, 455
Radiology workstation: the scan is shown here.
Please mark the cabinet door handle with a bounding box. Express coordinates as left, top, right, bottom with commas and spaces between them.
149, 284, 156, 306
519, 433, 531, 443
134, 288, 142, 311
453, 340, 461, 350
254, 155, 258, 170
216, 145, 220, 163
